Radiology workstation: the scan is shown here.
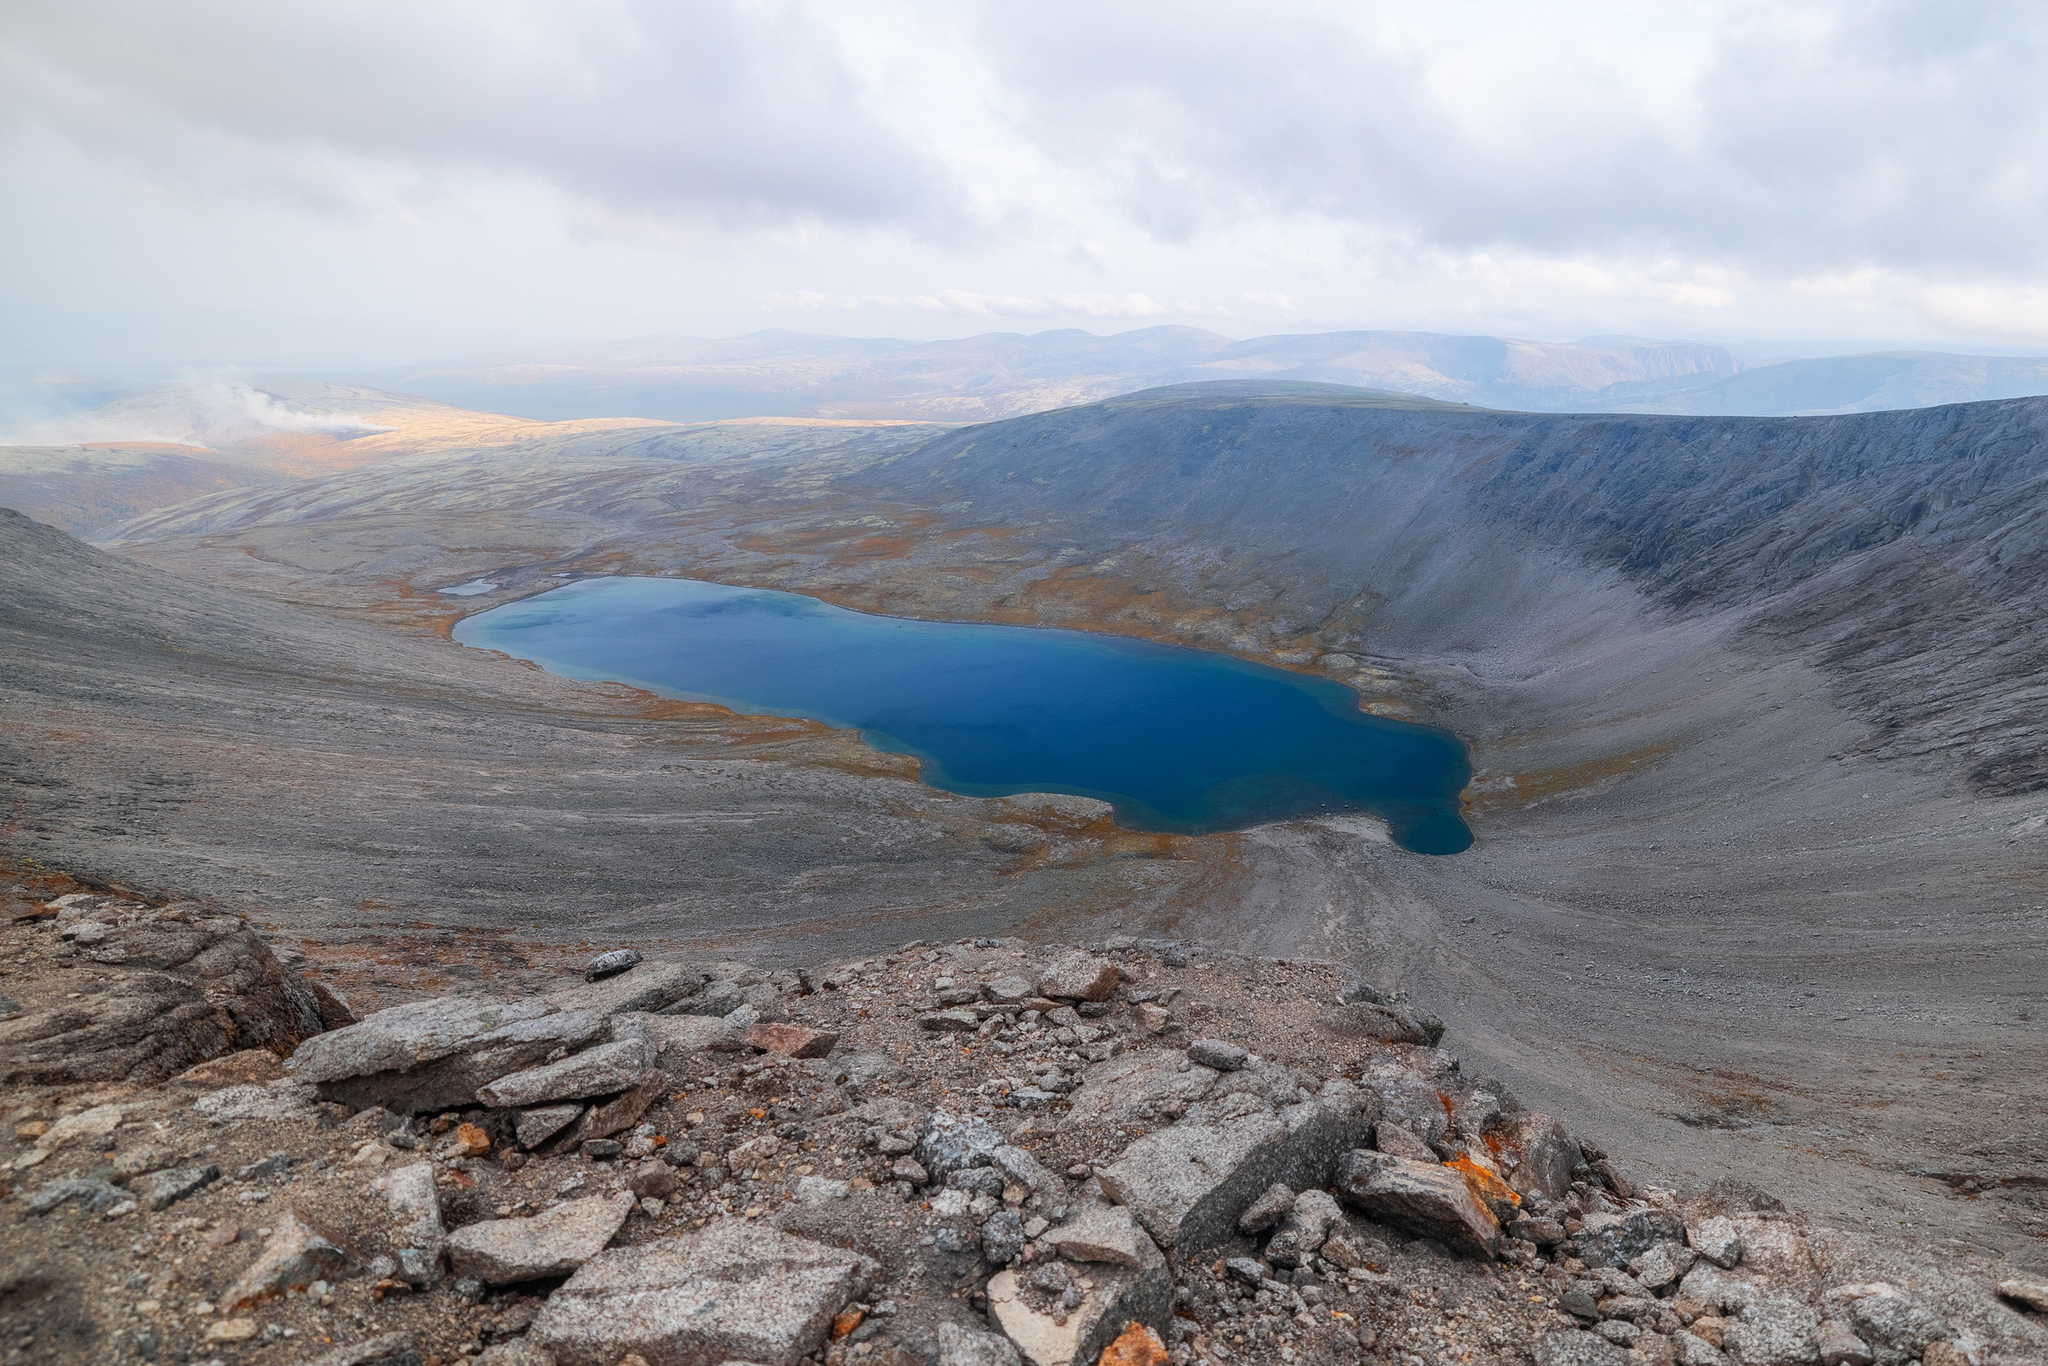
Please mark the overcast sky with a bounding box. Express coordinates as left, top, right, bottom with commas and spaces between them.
4, 0, 2046, 368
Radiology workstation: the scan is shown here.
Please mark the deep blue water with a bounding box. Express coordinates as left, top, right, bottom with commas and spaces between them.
453, 577, 1473, 854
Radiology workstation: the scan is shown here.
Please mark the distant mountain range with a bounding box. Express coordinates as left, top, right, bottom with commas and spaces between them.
368, 327, 2048, 422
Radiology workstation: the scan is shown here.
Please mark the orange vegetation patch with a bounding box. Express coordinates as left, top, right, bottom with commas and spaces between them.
1463, 744, 1675, 814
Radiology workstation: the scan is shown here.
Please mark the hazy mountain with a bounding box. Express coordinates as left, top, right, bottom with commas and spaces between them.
375, 327, 2048, 421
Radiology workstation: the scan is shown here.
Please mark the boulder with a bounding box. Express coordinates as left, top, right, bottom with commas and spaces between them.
0, 908, 330, 1087
628, 1012, 744, 1056
1036, 953, 1119, 1003
1997, 1278, 2048, 1313
1577, 1207, 1687, 1269
173, 1049, 287, 1088
585, 949, 642, 981
475, 1039, 653, 1108
530, 1221, 876, 1366
1096, 1086, 1375, 1255
220, 1209, 362, 1309
292, 998, 612, 1114
1842, 1287, 1954, 1365
445, 1194, 633, 1285
1372, 1121, 1440, 1163
1814, 1319, 1874, 1366
1333, 1150, 1501, 1260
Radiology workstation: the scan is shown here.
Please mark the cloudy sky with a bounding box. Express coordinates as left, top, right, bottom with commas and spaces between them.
4, 0, 2046, 367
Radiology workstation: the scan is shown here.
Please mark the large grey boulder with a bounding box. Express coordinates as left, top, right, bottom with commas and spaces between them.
1333, 1150, 1501, 1259
444, 1194, 633, 1286
1840, 1287, 1954, 1366
1721, 1296, 1820, 1366
530, 1221, 876, 1366
1095, 1084, 1375, 1255
476, 1039, 653, 1108
1488, 1112, 1582, 1202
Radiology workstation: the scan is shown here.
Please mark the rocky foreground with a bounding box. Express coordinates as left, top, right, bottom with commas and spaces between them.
0, 886, 2043, 1366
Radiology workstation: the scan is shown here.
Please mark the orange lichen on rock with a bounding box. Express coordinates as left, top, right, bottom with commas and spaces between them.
1098, 1321, 1170, 1366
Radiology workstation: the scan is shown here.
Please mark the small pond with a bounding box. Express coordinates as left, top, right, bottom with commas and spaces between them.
453, 576, 1473, 853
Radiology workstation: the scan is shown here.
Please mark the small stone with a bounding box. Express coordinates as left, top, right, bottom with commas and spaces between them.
889, 1156, 929, 1185
585, 949, 642, 981
1921, 1345, 1970, 1366
580, 1139, 622, 1159
1372, 1122, 1439, 1163
1672, 1331, 1728, 1366
916, 1109, 1007, 1180
1237, 1182, 1296, 1235
795, 1175, 853, 1203
628, 1161, 679, 1200
742, 1022, 840, 1059
205, 1223, 242, 1248
1098, 1321, 1170, 1366
450, 1123, 492, 1157
918, 1010, 981, 1033
205, 1319, 260, 1343
1531, 1329, 1632, 1366
1224, 1257, 1266, 1286
1998, 1278, 2048, 1313
1185, 1039, 1247, 1072
1136, 1002, 1172, 1033
1559, 1289, 1600, 1320
1815, 1318, 1873, 1366
1595, 1320, 1640, 1347
1630, 1241, 1699, 1291
134, 1165, 221, 1212
220, 1209, 362, 1309
445, 1194, 635, 1285
1266, 1188, 1339, 1267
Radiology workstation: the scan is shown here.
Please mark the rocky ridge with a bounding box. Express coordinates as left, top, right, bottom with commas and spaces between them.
0, 897, 2041, 1366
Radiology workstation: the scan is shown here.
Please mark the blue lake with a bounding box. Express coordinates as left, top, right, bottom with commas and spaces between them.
453, 577, 1473, 854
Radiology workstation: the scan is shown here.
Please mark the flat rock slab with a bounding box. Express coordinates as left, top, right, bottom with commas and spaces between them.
1040, 1203, 1154, 1268
289, 997, 553, 1084
445, 1193, 633, 1285
476, 1039, 652, 1108
985, 1231, 1169, 1366
530, 1220, 877, 1366
1333, 1150, 1502, 1260
545, 961, 705, 1017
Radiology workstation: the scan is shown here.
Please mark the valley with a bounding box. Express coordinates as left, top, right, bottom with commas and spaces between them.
5, 382, 2043, 1276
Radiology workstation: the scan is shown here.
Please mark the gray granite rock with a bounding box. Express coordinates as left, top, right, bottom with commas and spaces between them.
1532, 1329, 1633, 1366
221, 1209, 362, 1309
134, 1164, 220, 1211
917, 1109, 1007, 1181
936, 1322, 1023, 1366
1333, 1150, 1501, 1259
1265, 1187, 1340, 1266
514, 1104, 584, 1150
530, 1221, 876, 1366
444, 1194, 633, 1285
1577, 1207, 1687, 1269
1186, 1039, 1247, 1072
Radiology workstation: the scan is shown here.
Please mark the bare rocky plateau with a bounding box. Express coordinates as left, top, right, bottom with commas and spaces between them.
5, 382, 2048, 1360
